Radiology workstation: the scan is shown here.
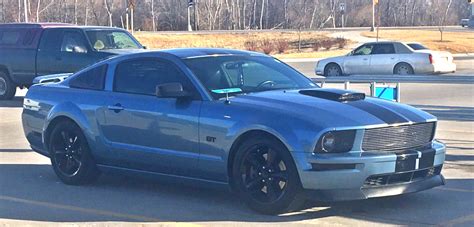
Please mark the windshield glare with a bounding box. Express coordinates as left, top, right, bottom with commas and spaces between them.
184, 56, 317, 98
86, 30, 141, 50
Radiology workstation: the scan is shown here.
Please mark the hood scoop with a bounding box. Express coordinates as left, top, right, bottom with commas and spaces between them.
299, 88, 365, 102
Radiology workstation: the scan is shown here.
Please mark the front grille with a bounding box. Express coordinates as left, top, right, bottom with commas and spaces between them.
362, 122, 435, 152
363, 165, 442, 187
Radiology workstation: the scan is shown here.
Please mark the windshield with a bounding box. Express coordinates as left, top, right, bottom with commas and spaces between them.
86, 30, 141, 50
183, 56, 317, 99
407, 43, 428, 50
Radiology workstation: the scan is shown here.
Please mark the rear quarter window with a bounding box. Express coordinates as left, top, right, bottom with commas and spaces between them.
69, 64, 108, 91
0, 31, 21, 45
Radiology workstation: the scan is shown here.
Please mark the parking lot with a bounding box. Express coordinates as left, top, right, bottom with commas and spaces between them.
1, 66, 473, 225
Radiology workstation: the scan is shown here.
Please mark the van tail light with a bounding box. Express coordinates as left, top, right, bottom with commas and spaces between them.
429, 54, 434, 64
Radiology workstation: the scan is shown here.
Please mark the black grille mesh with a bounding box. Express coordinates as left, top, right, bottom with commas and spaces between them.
362, 122, 435, 151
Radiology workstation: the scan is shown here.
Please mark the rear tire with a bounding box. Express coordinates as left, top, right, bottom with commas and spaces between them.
48, 120, 100, 185
232, 135, 305, 215
0, 71, 16, 100
394, 63, 414, 75
324, 63, 343, 77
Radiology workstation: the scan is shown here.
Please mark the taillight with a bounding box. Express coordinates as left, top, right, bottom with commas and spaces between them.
429, 54, 434, 64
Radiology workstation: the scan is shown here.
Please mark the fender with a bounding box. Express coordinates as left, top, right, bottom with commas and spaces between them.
226, 124, 297, 155
0, 64, 13, 80
43, 102, 97, 151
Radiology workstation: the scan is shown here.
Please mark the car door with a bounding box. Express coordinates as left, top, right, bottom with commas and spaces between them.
99, 57, 202, 177
37, 28, 96, 76
343, 44, 373, 75
369, 43, 399, 74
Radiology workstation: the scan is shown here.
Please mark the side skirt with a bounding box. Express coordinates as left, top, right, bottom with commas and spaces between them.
97, 164, 231, 191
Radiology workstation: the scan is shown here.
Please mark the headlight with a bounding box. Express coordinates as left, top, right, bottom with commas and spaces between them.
315, 130, 356, 153
321, 132, 336, 152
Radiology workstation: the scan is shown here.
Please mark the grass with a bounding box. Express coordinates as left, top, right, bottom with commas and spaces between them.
134, 31, 352, 58
361, 30, 474, 53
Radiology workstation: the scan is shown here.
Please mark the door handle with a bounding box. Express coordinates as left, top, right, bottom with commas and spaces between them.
108, 103, 124, 113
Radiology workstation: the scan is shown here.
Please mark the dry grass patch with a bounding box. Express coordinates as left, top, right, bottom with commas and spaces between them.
134, 31, 353, 58
361, 30, 474, 53
135, 31, 329, 49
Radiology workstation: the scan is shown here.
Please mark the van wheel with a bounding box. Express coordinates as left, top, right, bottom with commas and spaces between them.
48, 120, 100, 185
232, 135, 305, 215
0, 71, 16, 100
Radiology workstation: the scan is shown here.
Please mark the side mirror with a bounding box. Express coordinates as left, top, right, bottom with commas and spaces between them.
143, 46, 147, 49
156, 83, 191, 98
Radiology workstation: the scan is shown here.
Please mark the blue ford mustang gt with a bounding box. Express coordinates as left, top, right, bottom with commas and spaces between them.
22, 48, 446, 214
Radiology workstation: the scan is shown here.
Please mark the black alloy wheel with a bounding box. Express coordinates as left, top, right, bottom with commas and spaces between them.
233, 136, 304, 215
49, 120, 99, 185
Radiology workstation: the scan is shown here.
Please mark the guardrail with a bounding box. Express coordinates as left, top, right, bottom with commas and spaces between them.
310, 74, 473, 102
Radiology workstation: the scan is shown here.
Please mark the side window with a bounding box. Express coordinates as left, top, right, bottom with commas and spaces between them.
69, 64, 108, 90
22, 29, 38, 45
372, 44, 395, 55
114, 58, 197, 97
39, 29, 62, 51
353, 44, 373, 55
222, 61, 296, 87
61, 31, 88, 53
0, 30, 20, 45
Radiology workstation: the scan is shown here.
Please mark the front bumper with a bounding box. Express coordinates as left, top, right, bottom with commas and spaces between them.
292, 140, 446, 201
305, 173, 444, 201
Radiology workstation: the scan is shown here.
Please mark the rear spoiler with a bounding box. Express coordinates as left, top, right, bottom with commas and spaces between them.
33, 73, 73, 84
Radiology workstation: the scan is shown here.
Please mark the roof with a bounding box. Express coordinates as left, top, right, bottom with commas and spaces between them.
364, 41, 403, 45
159, 48, 267, 59
0, 23, 125, 30
0, 23, 75, 28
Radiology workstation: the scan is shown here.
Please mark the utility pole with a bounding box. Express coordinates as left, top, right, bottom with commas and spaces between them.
23, 0, 28, 22
371, 0, 378, 31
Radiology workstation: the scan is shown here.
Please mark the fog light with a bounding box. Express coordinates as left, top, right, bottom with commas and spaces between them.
321, 132, 336, 152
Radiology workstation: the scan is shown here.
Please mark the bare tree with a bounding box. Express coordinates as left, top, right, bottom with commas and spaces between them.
150, 0, 156, 31
438, 0, 453, 42
0, 0, 470, 31
258, 0, 263, 29
104, 0, 113, 26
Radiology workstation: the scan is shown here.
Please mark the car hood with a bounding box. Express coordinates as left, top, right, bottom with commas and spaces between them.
33, 73, 73, 84
231, 88, 435, 129
318, 56, 345, 63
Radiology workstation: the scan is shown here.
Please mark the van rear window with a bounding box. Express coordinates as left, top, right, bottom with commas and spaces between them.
0, 31, 21, 45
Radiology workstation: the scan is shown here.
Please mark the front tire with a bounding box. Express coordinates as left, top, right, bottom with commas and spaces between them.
394, 63, 414, 75
48, 120, 100, 185
0, 71, 16, 100
232, 136, 304, 215
324, 63, 343, 77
